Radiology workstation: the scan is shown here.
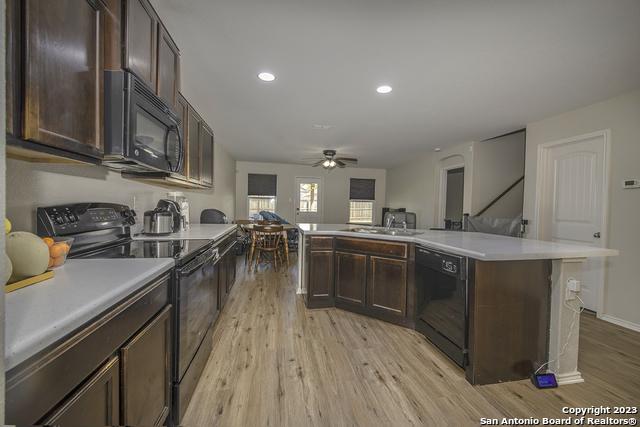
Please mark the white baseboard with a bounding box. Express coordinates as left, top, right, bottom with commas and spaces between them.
599, 314, 640, 332
556, 371, 584, 386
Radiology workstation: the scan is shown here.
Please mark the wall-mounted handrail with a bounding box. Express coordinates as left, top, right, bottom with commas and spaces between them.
475, 175, 524, 217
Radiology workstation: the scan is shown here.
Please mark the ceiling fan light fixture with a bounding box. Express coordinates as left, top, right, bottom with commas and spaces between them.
323, 160, 331, 168
329, 160, 336, 168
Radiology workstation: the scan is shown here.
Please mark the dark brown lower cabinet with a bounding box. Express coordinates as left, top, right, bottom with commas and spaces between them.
334, 251, 367, 307
307, 250, 335, 308
41, 356, 120, 426
120, 305, 172, 426
368, 256, 407, 318
218, 243, 237, 310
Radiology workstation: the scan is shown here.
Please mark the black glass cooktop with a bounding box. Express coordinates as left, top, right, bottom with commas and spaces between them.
72, 239, 212, 262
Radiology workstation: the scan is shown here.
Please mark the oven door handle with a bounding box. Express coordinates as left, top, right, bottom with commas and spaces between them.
179, 249, 218, 276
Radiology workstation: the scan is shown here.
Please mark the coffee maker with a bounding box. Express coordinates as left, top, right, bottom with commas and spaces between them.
156, 199, 183, 232
166, 192, 190, 229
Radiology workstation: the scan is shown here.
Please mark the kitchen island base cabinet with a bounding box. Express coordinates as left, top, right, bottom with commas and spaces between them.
41, 356, 120, 426
305, 237, 413, 327
368, 256, 407, 318
335, 251, 367, 307
465, 259, 551, 385
121, 305, 172, 426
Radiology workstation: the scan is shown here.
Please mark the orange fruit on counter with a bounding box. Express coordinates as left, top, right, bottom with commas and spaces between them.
50, 244, 67, 258
42, 237, 54, 247
52, 256, 65, 267
48, 257, 55, 268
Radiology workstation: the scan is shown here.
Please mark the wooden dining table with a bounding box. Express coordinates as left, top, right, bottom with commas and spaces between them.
238, 223, 298, 270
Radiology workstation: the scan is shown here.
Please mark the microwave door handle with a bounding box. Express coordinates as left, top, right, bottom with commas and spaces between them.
170, 117, 184, 173
165, 123, 183, 173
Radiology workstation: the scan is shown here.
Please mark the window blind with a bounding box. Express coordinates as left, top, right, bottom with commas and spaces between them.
349, 178, 375, 200
248, 174, 277, 196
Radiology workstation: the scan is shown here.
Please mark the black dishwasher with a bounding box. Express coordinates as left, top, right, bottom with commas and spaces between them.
415, 246, 468, 367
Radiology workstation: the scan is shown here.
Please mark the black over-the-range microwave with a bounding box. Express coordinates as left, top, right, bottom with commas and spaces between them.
103, 70, 183, 174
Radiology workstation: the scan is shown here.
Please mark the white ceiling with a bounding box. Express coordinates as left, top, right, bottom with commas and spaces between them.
151, 0, 640, 168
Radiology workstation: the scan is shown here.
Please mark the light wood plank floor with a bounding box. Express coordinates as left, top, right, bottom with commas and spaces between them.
183, 256, 640, 426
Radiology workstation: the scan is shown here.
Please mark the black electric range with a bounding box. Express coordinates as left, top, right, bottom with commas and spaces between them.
37, 202, 225, 425
72, 238, 212, 265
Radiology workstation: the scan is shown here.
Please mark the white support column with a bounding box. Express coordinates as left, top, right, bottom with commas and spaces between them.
549, 258, 586, 385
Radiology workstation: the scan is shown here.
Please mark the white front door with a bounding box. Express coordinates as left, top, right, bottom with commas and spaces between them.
295, 177, 322, 224
540, 131, 609, 312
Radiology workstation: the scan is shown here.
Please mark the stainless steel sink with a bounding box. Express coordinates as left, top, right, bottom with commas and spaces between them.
342, 227, 423, 237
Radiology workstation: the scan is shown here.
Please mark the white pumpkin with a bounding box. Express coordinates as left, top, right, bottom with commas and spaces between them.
6, 231, 49, 281
2, 253, 12, 285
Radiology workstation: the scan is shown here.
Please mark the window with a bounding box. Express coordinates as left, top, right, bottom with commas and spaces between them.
298, 182, 318, 213
248, 196, 276, 219
349, 200, 374, 224
349, 178, 376, 224
248, 173, 277, 219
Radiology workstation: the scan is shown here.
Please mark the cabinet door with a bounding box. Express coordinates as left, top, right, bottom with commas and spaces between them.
23, 0, 103, 158
368, 256, 407, 317
335, 252, 367, 306
199, 124, 214, 187
187, 108, 201, 183
121, 305, 172, 427
175, 93, 189, 178
41, 356, 120, 426
308, 250, 334, 305
218, 256, 228, 310
227, 250, 237, 292
156, 24, 180, 110
124, 0, 157, 89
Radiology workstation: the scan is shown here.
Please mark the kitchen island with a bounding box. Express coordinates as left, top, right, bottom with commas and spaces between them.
297, 224, 617, 386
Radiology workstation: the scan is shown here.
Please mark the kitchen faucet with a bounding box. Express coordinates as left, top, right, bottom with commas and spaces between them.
385, 214, 395, 229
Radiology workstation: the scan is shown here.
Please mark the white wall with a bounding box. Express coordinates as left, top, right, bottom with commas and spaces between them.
523, 89, 640, 329
235, 161, 386, 224
6, 143, 236, 234
471, 131, 525, 217
386, 142, 474, 229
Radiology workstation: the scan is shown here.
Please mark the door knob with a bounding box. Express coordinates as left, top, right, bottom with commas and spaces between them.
593, 232, 601, 238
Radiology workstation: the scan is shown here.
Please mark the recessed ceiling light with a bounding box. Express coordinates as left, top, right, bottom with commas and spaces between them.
434, 147, 442, 152
376, 85, 392, 94
257, 72, 276, 82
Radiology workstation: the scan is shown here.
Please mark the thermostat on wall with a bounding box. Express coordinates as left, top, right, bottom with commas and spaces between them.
623, 179, 640, 189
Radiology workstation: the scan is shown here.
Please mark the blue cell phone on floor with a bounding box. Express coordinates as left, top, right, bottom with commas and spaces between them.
531, 373, 558, 388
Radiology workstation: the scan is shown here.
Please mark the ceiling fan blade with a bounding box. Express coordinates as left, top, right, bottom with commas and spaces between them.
335, 157, 358, 164
310, 160, 324, 167
335, 160, 347, 168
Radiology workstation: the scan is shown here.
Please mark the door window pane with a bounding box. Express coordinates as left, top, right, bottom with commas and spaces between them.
299, 183, 318, 213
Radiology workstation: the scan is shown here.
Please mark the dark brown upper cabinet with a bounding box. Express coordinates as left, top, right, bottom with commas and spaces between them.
187, 107, 202, 183
199, 124, 214, 187
157, 24, 181, 110
123, 0, 158, 90
19, 0, 105, 159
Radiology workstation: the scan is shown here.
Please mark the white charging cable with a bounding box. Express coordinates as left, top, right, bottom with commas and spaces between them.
534, 280, 585, 375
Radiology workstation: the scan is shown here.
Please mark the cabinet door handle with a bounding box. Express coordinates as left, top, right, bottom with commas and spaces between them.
593, 232, 601, 239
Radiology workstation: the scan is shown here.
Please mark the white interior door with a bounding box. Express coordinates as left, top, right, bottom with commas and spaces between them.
541, 132, 608, 312
295, 177, 322, 224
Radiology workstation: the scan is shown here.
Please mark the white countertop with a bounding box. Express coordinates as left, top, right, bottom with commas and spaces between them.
132, 223, 237, 241
5, 258, 174, 371
297, 224, 618, 261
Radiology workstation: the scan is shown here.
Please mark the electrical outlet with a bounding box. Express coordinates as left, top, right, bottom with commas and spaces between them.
565, 278, 581, 301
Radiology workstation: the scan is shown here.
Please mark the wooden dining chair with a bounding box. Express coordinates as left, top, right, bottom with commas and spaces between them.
257, 219, 281, 225
234, 220, 254, 264
252, 225, 284, 272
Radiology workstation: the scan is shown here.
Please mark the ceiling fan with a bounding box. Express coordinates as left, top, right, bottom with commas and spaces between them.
306, 150, 358, 169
